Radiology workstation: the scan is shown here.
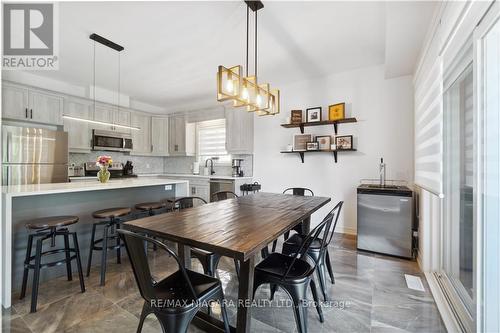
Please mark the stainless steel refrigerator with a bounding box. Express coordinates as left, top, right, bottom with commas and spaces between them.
2, 125, 69, 185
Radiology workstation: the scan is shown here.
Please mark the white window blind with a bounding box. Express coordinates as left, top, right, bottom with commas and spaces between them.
414, 57, 444, 195
197, 119, 231, 163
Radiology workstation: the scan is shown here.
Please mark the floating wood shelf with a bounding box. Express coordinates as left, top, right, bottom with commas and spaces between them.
280, 118, 357, 134
280, 148, 357, 163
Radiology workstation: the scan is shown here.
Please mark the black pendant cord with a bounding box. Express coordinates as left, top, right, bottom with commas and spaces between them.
255, 10, 258, 78
246, 5, 249, 77
118, 52, 120, 110
93, 40, 96, 116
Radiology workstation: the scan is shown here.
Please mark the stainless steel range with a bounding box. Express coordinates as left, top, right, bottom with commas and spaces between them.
357, 181, 414, 259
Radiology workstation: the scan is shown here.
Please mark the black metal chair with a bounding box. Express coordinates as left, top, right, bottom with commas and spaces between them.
253, 207, 337, 333
118, 229, 230, 333
172, 197, 241, 281
20, 216, 85, 312
271, 187, 315, 253
211, 191, 238, 202
282, 201, 343, 301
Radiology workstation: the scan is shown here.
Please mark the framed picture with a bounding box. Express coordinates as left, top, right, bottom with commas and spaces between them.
306, 107, 322, 122
290, 110, 303, 124
328, 103, 345, 121
293, 134, 312, 151
316, 135, 331, 150
306, 142, 319, 151
335, 135, 353, 150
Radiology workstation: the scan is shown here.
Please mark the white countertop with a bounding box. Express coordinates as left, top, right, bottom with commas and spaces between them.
137, 173, 253, 180
2, 177, 188, 198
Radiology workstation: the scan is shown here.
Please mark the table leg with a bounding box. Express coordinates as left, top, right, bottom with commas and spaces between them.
301, 216, 311, 235
236, 255, 255, 333
177, 243, 191, 269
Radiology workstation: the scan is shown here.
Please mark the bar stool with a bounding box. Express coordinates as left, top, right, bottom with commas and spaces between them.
20, 216, 85, 313
135, 201, 166, 251
86, 207, 131, 286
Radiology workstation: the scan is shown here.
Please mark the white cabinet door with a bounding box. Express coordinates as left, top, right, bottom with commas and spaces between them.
113, 109, 131, 133
194, 185, 209, 202
28, 90, 63, 125
169, 115, 195, 156
2, 84, 29, 120
151, 117, 169, 156
225, 108, 254, 154
63, 98, 92, 152
131, 113, 151, 154
92, 103, 114, 131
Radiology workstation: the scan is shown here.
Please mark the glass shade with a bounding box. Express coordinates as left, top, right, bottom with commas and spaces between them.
217, 65, 242, 102
257, 89, 280, 116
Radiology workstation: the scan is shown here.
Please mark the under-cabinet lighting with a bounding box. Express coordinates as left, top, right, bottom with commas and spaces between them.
62, 115, 141, 131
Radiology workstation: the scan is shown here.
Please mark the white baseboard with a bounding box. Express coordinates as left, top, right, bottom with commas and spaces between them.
425, 272, 463, 333
335, 225, 357, 235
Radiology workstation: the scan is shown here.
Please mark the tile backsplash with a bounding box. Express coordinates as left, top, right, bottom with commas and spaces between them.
69, 151, 165, 174
69, 152, 253, 176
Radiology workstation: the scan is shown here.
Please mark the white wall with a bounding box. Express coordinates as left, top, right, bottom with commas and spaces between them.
253, 65, 414, 234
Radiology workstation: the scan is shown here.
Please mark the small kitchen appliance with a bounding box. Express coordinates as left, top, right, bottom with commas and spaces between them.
92, 130, 133, 152
84, 162, 137, 179
232, 158, 244, 177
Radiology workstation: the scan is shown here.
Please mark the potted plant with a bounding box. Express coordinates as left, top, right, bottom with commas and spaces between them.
96, 155, 113, 183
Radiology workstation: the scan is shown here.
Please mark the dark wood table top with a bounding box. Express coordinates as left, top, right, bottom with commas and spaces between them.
124, 192, 331, 261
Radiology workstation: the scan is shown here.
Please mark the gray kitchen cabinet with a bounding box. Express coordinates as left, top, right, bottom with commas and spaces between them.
92, 103, 131, 133
188, 179, 210, 202
2, 83, 63, 125
2, 84, 29, 120
131, 113, 152, 155
151, 117, 169, 156
63, 98, 93, 152
225, 108, 254, 154
169, 115, 195, 156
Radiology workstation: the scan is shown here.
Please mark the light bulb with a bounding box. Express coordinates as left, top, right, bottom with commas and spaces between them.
256, 94, 262, 106
226, 79, 233, 93
242, 87, 249, 101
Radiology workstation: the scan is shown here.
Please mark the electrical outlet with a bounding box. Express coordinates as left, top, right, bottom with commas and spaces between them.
164, 185, 172, 191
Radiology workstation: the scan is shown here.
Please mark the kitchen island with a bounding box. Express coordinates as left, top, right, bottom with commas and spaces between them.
1, 177, 189, 308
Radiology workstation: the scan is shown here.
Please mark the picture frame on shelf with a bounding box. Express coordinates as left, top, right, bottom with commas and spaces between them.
293, 134, 312, 151
316, 135, 331, 150
328, 102, 345, 121
306, 107, 322, 122
306, 142, 319, 151
335, 135, 353, 150
290, 110, 303, 124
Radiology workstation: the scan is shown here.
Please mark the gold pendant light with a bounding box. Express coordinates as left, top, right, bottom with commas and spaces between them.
217, 1, 279, 116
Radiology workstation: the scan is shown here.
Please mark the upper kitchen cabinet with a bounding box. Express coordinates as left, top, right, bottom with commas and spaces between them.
168, 115, 195, 156
92, 103, 131, 133
151, 117, 169, 156
131, 113, 152, 155
2, 83, 63, 125
63, 98, 93, 153
225, 108, 254, 154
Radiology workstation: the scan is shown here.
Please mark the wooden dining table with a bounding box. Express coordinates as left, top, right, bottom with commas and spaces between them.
124, 192, 331, 333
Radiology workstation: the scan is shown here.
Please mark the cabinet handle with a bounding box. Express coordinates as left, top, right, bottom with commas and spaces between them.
30, 109, 33, 119
25, 108, 28, 118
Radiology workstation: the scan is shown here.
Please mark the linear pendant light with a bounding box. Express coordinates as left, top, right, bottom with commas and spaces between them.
62, 33, 140, 131
217, 0, 280, 116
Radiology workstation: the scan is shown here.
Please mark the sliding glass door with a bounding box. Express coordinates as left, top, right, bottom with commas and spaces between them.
443, 61, 476, 331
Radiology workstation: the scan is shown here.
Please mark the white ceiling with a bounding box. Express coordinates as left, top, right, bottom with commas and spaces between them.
25, 1, 436, 113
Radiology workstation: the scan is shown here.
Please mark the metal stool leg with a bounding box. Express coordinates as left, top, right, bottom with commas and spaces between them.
20, 234, 34, 299
30, 238, 43, 313
72, 232, 86, 293
115, 219, 122, 264
86, 223, 97, 277
100, 225, 109, 286
63, 232, 73, 281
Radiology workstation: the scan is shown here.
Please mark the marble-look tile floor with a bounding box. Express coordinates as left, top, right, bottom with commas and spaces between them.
2, 234, 446, 333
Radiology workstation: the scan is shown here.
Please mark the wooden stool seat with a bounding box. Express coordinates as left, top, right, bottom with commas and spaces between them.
135, 202, 165, 211
92, 207, 131, 219
25, 216, 79, 230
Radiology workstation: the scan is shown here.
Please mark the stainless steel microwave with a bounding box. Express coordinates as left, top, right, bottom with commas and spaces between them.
92, 130, 133, 152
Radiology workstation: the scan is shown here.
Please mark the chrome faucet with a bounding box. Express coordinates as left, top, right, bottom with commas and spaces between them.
205, 158, 215, 175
